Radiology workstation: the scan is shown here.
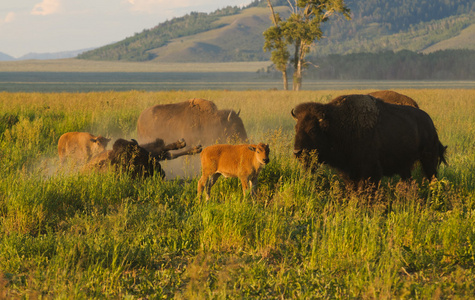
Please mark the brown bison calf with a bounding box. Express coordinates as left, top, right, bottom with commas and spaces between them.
197, 143, 270, 199
58, 132, 111, 163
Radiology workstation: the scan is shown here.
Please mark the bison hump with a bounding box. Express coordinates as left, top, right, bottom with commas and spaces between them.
188, 98, 218, 114
331, 95, 379, 134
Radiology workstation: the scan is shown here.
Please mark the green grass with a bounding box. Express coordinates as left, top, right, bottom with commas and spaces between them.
1, 90, 474, 298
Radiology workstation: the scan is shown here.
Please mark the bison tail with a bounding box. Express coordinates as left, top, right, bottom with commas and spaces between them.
438, 142, 448, 166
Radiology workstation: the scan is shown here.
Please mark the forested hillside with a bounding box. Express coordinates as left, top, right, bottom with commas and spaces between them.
78, 7, 241, 61
77, 0, 475, 62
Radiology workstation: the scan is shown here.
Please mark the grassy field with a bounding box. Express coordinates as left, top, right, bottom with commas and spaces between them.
2, 59, 475, 93
0, 59, 270, 73
1, 71, 474, 93
0, 89, 474, 298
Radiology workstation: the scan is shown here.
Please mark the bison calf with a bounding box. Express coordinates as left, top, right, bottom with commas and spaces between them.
197, 143, 270, 200
58, 132, 111, 163
84, 138, 202, 179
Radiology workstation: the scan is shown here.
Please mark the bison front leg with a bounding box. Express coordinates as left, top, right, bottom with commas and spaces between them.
249, 177, 259, 196
420, 150, 440, 180
239, 177, 250, 196
240, 176, 258, 197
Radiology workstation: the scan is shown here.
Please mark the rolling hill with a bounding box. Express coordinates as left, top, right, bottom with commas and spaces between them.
0, 52, 14, 61
75, 0, 475, 63
146, 7, 278, 62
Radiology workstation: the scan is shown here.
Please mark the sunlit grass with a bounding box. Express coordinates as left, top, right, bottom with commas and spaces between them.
0, 89, 474, 298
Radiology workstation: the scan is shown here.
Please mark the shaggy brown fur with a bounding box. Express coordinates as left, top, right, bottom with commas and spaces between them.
136, 98, 247, 146
189, 98, 218, 113
292, 94, 446, 187
328, 94, 379, 133
58, 132, 110, 163
198, 143, 270, 199
368, 90, 419, 108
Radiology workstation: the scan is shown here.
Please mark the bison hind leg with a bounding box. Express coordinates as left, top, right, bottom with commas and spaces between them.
165, 139, 186, 151
198, 173, 221, 200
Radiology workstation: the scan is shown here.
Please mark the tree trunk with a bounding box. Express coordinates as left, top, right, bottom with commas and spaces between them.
293, 40, 302, 91
293, 66, 302, 91
283, 69, 288, 90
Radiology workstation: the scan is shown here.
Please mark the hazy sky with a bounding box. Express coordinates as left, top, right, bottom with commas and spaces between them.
0, 0, 252, 58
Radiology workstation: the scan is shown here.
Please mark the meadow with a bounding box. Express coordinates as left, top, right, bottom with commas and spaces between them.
0, 89, 474, 298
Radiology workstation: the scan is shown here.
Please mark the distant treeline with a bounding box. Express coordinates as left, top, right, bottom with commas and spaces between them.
311, 50, 475, 80
261, 50, 475, 80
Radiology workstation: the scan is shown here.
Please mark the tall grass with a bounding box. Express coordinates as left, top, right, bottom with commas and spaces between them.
0, 89, 474, 298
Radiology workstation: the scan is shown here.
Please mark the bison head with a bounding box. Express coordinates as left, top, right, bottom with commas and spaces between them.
90, 135, 111, 154
291, 103, 331, 171
218, 109, 248, 143
249, 143, 270, 165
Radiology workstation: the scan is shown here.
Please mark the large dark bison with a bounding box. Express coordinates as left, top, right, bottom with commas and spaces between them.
137, 98, 248, 146
84, 138, 202, 179
292, 94, 447, 187
368, 90, 419, 108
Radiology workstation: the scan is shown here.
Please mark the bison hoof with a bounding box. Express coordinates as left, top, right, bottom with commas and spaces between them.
177, 138, 186, 147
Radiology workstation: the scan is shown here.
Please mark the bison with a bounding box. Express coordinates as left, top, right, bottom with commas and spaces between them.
136, 98, 248, 146
292, 94, 447, 187
84, 138, 202, 179
58, 132, 111, 163
368, 90, 419, 108
197, 143, 270, 199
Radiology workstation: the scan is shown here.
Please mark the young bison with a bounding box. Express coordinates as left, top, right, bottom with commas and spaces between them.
58, 132, 111, 163
197, 143, 270, 200
85, 138, 202, 179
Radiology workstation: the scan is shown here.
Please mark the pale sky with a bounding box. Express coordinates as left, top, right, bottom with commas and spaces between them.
0, 0, 252, 58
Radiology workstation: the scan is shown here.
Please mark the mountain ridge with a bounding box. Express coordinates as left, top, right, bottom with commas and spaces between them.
0, 48, 96, 61
77, 0, 475, 62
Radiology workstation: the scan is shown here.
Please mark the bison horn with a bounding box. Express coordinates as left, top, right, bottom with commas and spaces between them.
227, 111, 232, 122
236, 109, 241, 117
291, 109, 297, 120
293, 149, 303, 157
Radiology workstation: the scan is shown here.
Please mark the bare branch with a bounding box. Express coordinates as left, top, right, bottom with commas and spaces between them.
287, 0, 296, 14
267, 0, 278, 26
